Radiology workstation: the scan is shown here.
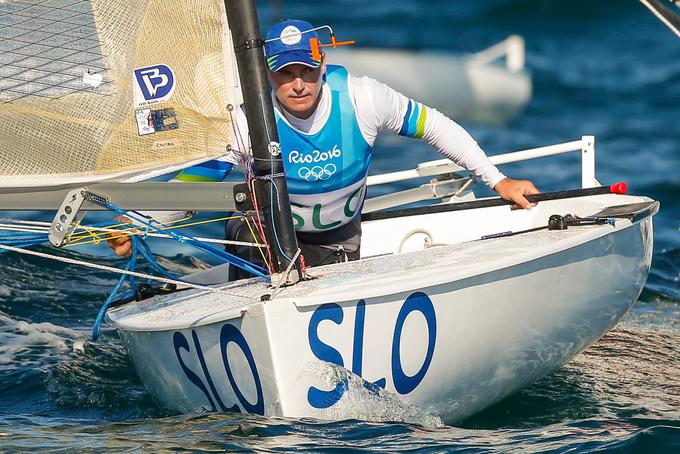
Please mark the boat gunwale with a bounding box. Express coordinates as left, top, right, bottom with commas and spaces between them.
108, 196, 657, 332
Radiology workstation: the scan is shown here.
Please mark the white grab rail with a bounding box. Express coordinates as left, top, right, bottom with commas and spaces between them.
468, 35, 525, 73
367, 135, 600, 189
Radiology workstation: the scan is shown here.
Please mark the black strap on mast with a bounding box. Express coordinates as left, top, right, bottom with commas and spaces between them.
224, 0, 301, 285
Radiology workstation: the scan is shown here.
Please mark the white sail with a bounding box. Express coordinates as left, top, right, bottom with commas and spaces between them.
0, 0, 241, 188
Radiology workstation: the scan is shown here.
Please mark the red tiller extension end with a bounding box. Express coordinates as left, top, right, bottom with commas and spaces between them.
609, 182, 627, 194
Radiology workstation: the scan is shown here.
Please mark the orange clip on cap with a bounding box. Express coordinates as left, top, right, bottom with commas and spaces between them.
310, 37, 321, 61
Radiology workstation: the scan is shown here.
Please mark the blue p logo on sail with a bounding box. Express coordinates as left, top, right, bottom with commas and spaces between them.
133, 64, 176, 107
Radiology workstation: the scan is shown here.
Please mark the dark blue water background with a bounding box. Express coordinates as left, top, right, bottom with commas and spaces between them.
1, 0, 678, 451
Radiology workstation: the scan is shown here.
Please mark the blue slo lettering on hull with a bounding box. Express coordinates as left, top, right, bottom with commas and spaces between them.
306, 293, 437, 408
353, 300, 387, 390
220, 324, 264, 415
173, 331, 220, 412
306, 303, 347, 409
172, 325, 264, 415
392, 292, 437, 394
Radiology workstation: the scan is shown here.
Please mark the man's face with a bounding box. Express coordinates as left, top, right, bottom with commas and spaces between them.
268, 60, 325, 120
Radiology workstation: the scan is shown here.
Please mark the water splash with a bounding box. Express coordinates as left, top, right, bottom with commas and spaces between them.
303, 361, 444, 428
0, 312, 85, 368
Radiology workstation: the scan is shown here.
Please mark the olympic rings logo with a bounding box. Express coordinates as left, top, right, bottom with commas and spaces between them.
298, 164, 337, 181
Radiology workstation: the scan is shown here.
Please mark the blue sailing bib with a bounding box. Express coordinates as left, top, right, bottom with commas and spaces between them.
275, 65, 371, 232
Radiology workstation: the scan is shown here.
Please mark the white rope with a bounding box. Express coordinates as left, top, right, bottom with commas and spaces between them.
0, 224, 49, 234
269, 248, 302, 299
0, 219, 51, 227
0, 243, 250, 298
397, 228, 451, 253
0, 221, 263, 247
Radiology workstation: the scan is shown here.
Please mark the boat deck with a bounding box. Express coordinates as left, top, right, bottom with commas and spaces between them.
109, 208, 648, 332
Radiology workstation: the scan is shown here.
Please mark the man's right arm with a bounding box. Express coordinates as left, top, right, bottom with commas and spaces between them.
354, 75, 505, 189
352, 75, 539, 208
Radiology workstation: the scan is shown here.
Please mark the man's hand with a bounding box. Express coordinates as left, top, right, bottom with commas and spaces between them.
106, 216, 134, 257
493, 178, 540, 210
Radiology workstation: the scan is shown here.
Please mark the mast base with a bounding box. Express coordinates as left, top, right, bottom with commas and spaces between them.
270, 269, 302, 287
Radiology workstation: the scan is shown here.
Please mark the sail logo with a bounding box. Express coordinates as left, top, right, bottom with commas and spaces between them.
133, 64, 176, 107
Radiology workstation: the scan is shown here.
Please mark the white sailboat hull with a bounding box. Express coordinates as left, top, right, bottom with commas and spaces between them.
109, 194, 655, 423
330, 46, 531, 125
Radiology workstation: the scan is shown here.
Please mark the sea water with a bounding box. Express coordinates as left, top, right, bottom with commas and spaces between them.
1, 0, 678, 451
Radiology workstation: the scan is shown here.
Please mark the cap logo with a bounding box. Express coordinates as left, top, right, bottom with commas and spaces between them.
280, 25, 302, 45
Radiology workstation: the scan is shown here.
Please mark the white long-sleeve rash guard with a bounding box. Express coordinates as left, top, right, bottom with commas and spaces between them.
146, 73, 505, 225
216, 74, 505, 189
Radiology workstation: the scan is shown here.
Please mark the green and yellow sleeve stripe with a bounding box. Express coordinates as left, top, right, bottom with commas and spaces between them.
398, 100, 428, 139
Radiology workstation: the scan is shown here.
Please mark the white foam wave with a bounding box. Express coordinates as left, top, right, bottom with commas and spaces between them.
0, 284, 12, 297
0, 312, 87, 368
304, 361, 444, 428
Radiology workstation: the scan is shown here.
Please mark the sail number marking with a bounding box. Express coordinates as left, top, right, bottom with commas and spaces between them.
307, 291, 437, 408
172, 324, 264, 415
171, 291, 436, 414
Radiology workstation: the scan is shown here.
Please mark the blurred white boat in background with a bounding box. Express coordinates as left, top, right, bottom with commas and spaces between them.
331, 36, 531, 125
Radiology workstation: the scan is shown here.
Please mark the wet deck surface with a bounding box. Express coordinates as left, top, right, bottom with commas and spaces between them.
108, 220, 625, 331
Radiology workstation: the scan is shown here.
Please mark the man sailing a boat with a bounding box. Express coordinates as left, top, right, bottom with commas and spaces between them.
109, 19, 539, 277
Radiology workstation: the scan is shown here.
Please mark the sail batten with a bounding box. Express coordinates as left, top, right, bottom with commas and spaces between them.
0, 0, 239, 187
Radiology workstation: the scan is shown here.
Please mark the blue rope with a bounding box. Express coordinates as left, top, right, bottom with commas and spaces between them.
0, 232, 44, 239
0, 233, 48, 252
135, 236, 183, 281
0, 238, 46, 248
106, 204, 269, 279
91, 236, 138, 341
0, 210, 272, 340
268, 178, 294, 262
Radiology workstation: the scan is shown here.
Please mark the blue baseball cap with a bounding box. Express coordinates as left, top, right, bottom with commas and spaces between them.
264, 19, 322, 72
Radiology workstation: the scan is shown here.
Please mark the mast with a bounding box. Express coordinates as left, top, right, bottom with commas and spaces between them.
224, 0, 301, 284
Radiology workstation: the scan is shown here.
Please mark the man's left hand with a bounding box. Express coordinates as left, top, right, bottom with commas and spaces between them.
493, 178, 540, 210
